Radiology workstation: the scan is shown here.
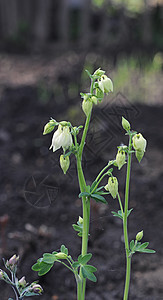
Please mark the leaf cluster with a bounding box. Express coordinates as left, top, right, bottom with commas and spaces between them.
129, 240, 156, 257
79, 181, 110, 204
32, 245, 68, 276
72, 253, 97, 282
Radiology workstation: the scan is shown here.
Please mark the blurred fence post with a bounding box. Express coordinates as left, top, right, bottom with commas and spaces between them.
142, 0, 152, 46
33, 0, 52, 43
80, 0, 91, 48
58, 0, 69, 46
0, 0, 18, 37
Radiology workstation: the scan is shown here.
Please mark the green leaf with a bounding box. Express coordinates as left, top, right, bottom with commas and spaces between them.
111, 211, 123, 220
77, 254, 83, 263
85, 69, 92, 79
60, 245, 68, 255
91, 194, 107, 204
130, 240, 135, 251
81, 266, 97, 282
72, 262, 80, 269
43, 253, 56, 264
79, 192, 90, 198
138, 249, 156, 254
85, 185, 91, 193
135, 242, 149, 251
79, 253, 92, 265
23, 291, 40, 297
90, 181, 98, 192
111, 208, 133, 220
72, 224, 81, 232
32, 262, 41, 271
84, 265, 97, 273
38, 262, 54, 276
96, 186, 104, 192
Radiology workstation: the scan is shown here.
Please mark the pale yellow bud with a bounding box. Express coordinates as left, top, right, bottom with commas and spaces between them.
78, 216, 83, 224
132, 133, 147, 162
91, 96, 98, 105
136, 230, 143, 241
55, 252, 67, 259
122, 117, 131, 132
82, 99, 93, 117
116, 150, 126, 170
60, 155, 70, 175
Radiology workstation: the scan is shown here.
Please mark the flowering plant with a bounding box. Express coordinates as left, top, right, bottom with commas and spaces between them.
32, 68, 155, 300
0, 255, 43, 300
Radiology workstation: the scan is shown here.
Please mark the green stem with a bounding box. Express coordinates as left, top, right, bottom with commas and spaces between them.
76, 78, 95, 300
95, 160, 115, 182
91, 168, 113, 195
123, 135, 132, 300
117, 193, 124, 218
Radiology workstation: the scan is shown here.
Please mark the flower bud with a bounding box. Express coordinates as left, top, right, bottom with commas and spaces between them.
136, 230, 143, 241
116, 150, 126, 170
30, 283, 43, 294
18, 276, 27, 288
60, 155, 70, 175
0, 269, 10, 283
98, 75, 113, 94
132, 133, 147, 162
82, 99, 93, 117
122, 117, 131, 132
135, 150, 144, 163
6, 255, 19, 271
91, 96, 98, 105
55, 252, 67, 259
0, 269, 4, 280
93, 68, 105, 77
43, 119, 56, 135
105, 177, 118, 199
78, 216, 83, 224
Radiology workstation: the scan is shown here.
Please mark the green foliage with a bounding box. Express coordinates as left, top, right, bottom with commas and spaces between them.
111, 209, 133, 220
129, 240, 156, 257
79, 182, 110, 204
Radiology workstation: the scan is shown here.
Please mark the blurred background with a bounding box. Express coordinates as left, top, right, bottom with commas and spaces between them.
0, 0, 163, 299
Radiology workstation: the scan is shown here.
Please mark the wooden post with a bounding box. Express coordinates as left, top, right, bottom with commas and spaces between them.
33, 0, 52, 43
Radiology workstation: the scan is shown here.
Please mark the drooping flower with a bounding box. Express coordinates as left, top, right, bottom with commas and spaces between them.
132, 133, 147, 152
98, 75, 113, 94
105, 177, 118, 199
49, 124, 73, 152
116, 150, 126, 170
132, 133, 147, 162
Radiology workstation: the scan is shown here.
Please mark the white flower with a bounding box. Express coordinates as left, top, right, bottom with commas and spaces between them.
50, 125, 73, 152
132, 133, 147, 152
98, 75, 113, 94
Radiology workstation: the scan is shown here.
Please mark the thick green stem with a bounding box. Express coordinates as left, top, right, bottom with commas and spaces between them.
123, 135, 132, 300
76, 78, 95, 300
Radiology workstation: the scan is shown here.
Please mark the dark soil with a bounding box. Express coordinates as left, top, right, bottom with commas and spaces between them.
0, 82, 163, 300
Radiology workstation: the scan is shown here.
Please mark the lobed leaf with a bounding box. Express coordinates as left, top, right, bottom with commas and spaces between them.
78, 253, 92, 265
